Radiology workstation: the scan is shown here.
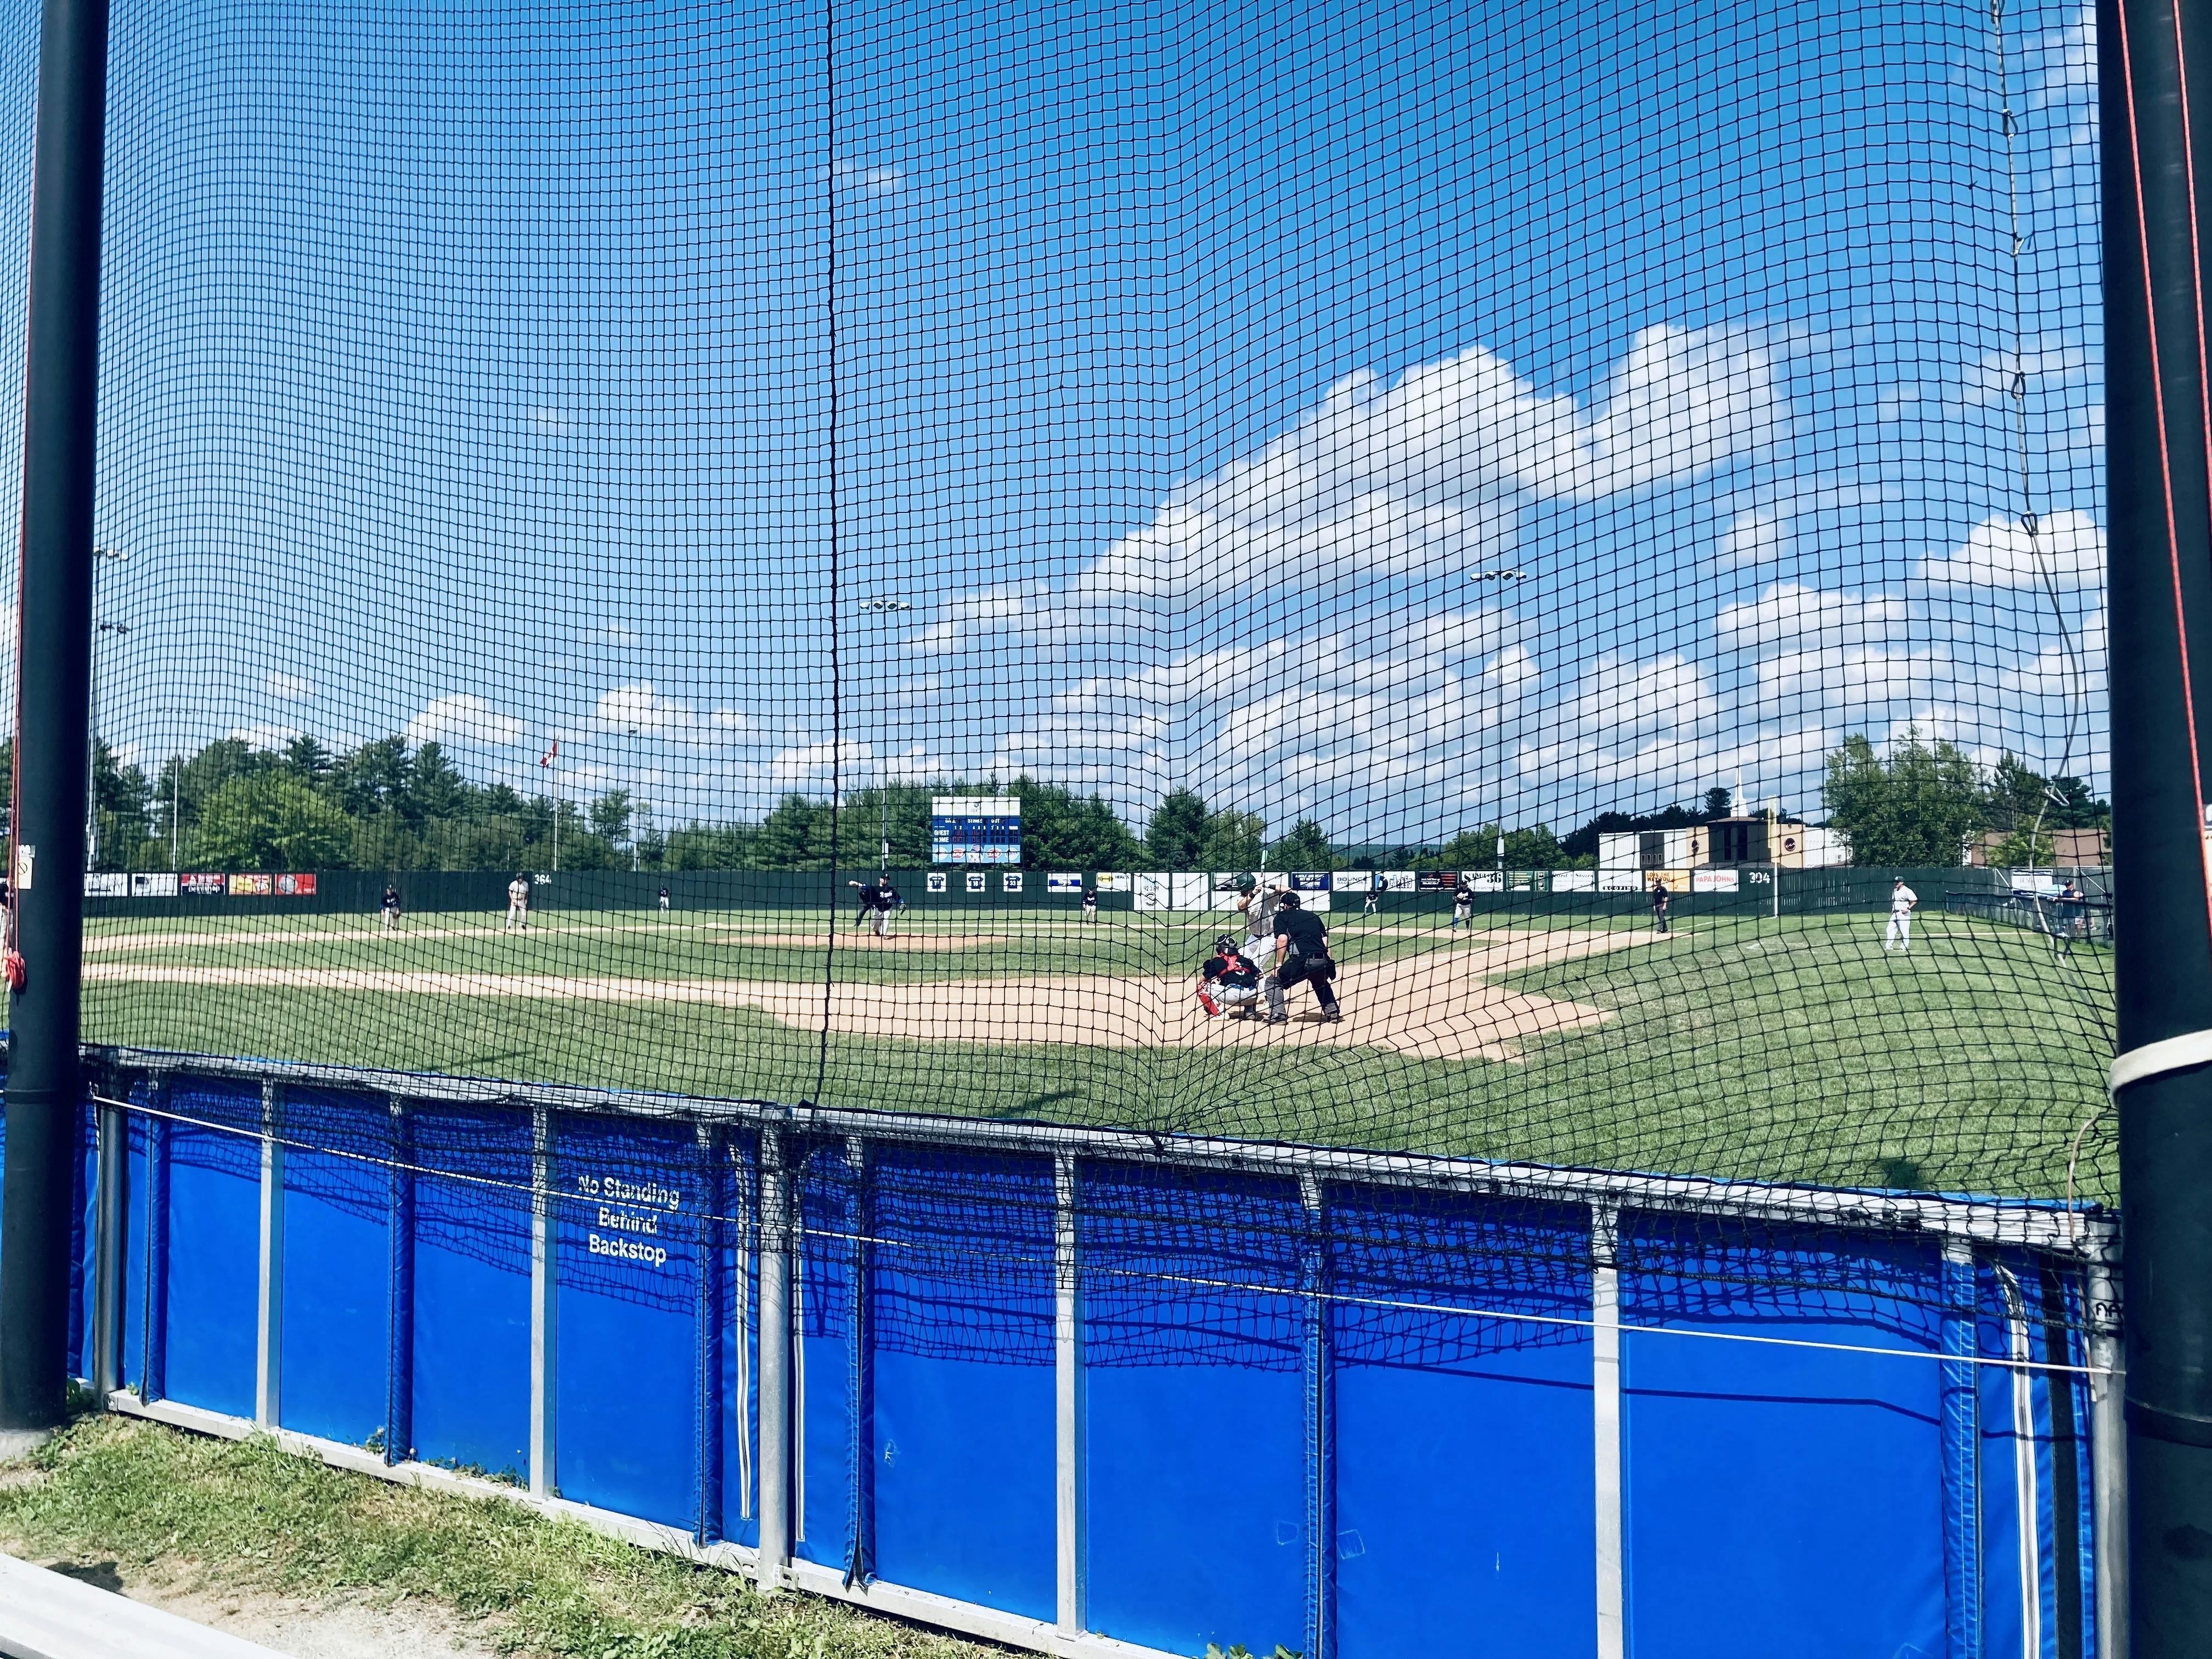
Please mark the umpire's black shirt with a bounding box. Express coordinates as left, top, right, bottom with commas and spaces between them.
1274, 907, 1330, 961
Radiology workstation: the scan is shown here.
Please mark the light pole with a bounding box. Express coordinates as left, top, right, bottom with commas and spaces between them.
83, 544, 126, 872
856, 599, 912, 876
84, 614, 127, 870
625, 725, 642, 873
150, 704, 188, 869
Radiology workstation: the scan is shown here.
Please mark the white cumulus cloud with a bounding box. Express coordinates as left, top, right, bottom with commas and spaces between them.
228, 723, 301, 753
1919, 509, 2103, 588
1717, 583, 1909, 650
592, 682, 749, 745
407, 693, 524, 749
1716, 506, 1789, 569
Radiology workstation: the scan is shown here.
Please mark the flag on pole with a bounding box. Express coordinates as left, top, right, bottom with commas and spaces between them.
540, 739, 559, 767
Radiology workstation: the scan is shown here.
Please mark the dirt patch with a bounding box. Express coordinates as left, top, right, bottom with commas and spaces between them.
710, 931, 1011, 950
86, 929, 1655, 1061
84, 919, 709, 952
36, 1559, 502, 1657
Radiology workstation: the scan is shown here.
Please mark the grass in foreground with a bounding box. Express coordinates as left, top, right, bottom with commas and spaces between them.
0, 1413, 995, 1659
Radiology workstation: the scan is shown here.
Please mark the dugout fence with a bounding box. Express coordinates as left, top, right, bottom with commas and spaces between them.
34, 1043, 2119, 1659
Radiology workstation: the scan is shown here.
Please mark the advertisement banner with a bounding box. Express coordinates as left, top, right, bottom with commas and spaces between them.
1415, 870, 1454, 892
274, 872, 318, 896
1382, 870, 1417, 893
1331, 870, 1374, 890
129, 872, 180, 898
83, 872, 127, 898
1469, 872, 1504, 892
181, 873, 226, 896
1691, 868, 1740, 893
1047, 872, 1084, 893
1290, 872, 1330, 891
1597, 871, 1643, 893
1096, 872, 1132, 893
1550, 870, 1597, 892
229, 873, 274, 896
1170, 872, 1211, 911
1133, 873, 1169, 912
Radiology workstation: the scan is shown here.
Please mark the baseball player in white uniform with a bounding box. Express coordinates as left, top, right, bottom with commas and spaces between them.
1237, 878, 1285, 959
1885, 878, 1917, 952
505, 874, 531, 932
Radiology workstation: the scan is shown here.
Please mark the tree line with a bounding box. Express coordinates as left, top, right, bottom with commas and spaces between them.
47, 729, 2107, 874
1820, 730, 2107, 866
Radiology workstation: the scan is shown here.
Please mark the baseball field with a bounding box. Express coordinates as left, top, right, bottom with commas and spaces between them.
74, 902, 2115, 1203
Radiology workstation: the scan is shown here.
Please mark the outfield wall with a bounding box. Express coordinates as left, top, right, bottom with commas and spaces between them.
80, 864, 2028, 922
41, 1045, 2123, 1659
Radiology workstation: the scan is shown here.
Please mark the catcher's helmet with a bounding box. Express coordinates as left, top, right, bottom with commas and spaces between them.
1278, 890, 1301, 909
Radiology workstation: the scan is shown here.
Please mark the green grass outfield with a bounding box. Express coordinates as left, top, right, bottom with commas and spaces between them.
77, 904, 2115, 1202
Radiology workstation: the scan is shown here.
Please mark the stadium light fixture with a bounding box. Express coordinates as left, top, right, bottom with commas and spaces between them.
856, 599, 914, 872
84, 622, 132, 871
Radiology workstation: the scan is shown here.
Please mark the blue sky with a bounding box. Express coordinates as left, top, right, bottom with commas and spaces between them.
0, 0, 2104, 843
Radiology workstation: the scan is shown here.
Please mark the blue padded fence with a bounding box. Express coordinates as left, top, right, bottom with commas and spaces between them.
47, 1047, 2120, 1659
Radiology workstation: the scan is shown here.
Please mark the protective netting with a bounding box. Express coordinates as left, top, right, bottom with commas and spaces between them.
4, 0, 2111, 1218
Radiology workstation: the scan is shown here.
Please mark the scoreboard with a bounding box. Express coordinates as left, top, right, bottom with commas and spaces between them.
931, 796, 1022, 865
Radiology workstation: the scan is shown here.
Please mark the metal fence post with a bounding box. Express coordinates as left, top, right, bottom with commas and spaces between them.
840, 1136, 872, 1588
756, 1125, 791, 1589
255, 1079, 284, 1430
89, 1087, 123, 1402
529, 1103, 557, 1499
386, 1096, 413, 1466
1592, 1202, 1624, 1659
1054, 1151, 1082, 1638
1300, 1170, 1333, 1659
2089, 1249, 2129, 1659
139, 1080, 168, 1404
696, 1120, 723, 1546
1942, 1237, 1983, 1657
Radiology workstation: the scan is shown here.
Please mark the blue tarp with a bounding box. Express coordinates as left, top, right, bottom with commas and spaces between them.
44, 1079, 2102, 1658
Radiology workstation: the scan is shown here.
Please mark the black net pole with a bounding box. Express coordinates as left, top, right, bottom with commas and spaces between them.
2105, 0, 2212, 1644
0, 0, 108, 1437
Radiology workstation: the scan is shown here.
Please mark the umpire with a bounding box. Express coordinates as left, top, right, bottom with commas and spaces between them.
1266, 890, 1342, 1023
